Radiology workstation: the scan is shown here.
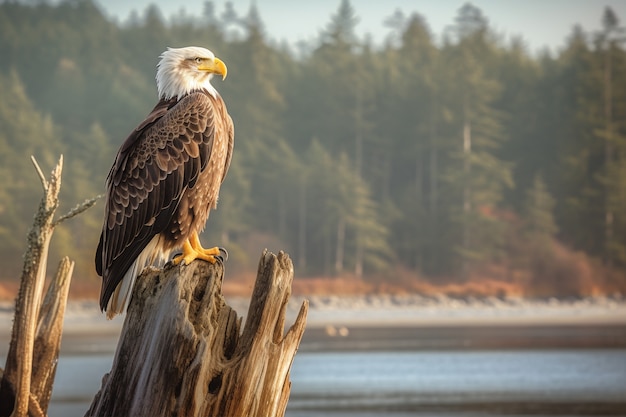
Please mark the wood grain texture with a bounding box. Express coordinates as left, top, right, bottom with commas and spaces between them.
86, 250, 308, 417
31, 256, 74, 414
0, 157, 77, 417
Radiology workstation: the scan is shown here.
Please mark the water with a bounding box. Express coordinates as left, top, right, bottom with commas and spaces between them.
40, 349, 626, 417
288, 350, 626, 414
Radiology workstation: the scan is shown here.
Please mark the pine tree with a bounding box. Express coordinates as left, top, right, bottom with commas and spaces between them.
391, 13, 443, 274
441, 3, 513, 274
594, 7, 626, 266
556, 25, 608, 260
303, 140, 391, 276
221, 3, 298, 251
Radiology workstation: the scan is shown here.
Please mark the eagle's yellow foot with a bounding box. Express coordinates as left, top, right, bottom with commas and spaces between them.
171, 233, 228, 266
171, 240, 219, 265
189, 234, 216, 255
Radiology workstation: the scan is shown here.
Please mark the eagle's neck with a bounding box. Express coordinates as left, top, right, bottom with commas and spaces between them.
156, 67, 217, 101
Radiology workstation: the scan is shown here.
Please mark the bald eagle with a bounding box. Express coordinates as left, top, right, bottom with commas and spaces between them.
95, 46, 234, 319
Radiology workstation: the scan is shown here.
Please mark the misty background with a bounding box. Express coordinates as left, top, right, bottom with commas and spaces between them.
1, 3, 626, 417
0, 0, 625, 299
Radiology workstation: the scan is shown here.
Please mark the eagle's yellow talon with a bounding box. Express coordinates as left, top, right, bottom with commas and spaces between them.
172, 240, 194, 265
190, 234, 221, 257
172, 233, 221, 265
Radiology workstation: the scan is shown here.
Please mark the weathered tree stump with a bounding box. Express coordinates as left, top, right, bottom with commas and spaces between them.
86, 250, 308, 417
0, 156, 99, 417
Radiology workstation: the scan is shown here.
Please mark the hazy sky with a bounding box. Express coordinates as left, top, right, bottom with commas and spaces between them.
97, 0, 626, 54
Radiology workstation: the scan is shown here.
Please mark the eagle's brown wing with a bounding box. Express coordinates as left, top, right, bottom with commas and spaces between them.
222, 113, 234, 182
96, 92, 219, 311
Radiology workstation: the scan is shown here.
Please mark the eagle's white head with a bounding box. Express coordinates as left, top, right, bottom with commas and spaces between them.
156, 46, 227, 101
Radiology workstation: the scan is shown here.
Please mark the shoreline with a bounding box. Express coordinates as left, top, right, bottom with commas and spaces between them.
0, 295, 626, 354
7, 323, 622, 356
1, 295, 625, 355
299, 323, 626, 351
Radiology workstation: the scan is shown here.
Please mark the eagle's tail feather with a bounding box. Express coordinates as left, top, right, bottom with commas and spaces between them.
105, 235, 170, 320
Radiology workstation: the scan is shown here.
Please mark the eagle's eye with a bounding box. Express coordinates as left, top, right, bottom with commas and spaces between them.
194, 57, 203, 64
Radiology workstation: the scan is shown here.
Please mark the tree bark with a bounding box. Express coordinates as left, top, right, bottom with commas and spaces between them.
31, 257, 74, 414
0, 156, 97, 417
5, 158, 63, 417
86, 249, 308, 417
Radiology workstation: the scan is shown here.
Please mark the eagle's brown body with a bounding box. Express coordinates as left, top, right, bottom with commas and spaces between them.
96, 79, 233, 317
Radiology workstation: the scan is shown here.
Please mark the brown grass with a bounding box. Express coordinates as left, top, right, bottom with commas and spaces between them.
525, 241, 609, 298
292, 275, 376, 296
0, 239, 623, 302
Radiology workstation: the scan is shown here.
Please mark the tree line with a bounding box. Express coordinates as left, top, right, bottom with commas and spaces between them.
0, 0, 625, 294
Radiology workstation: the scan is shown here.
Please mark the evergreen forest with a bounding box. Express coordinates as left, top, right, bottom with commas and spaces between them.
1, 0, 625, 297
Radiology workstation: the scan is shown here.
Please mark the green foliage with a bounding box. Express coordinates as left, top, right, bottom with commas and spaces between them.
0, 70, 61, 275
523, 174, 558, 243
1, 0, 626, 288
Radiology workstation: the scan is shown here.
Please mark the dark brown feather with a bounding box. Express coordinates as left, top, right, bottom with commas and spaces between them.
95, 90, 233, 311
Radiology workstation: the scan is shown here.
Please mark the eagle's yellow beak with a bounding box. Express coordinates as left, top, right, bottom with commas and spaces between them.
199, 57, 227, 80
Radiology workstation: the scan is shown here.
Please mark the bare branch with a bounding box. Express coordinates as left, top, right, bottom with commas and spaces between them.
53, 194, 103, 226
5, 156, 63, 417
30, 156, 48, 191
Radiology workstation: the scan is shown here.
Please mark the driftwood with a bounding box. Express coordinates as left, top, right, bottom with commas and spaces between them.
86, 250, 308, 417
0, 156, 99, 417
0, 156, 307, 417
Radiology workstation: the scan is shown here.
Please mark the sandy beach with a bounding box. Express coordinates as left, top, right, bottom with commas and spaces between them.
1, 294, 625, 355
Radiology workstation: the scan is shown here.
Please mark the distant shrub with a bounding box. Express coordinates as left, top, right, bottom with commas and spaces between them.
526, 242, 596, 298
